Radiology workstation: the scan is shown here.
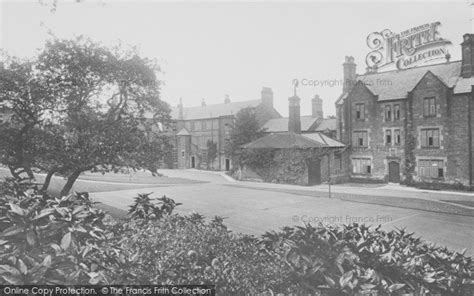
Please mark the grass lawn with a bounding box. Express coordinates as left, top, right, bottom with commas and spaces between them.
0, 168, 203, 195
1, 168, 195, 219
78, 170, 203, 185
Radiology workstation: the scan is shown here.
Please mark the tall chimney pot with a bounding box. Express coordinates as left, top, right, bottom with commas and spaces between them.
312, 94, 323, 118
288, 95, 301, 134
461, 34, 474, 78
343, 56, 357, 93
261, 87, 273, 108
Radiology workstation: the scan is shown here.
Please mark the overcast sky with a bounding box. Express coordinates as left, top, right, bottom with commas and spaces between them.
1, 0, 472, 116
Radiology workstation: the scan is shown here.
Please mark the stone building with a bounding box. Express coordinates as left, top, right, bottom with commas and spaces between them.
168, 87, 281, 170
239, 94, 345, 186
336, 33, 474, 189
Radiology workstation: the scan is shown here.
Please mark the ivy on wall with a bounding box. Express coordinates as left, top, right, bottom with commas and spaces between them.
241, 148, 333, 185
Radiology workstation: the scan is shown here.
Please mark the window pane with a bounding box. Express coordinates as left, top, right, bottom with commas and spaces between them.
421, 130, 427, 147
433, 129, 439, 146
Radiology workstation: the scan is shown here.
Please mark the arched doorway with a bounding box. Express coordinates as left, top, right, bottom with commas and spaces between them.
388, 161, 400, 183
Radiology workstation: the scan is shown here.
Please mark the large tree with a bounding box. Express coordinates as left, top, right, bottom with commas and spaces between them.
0, 56, 55, 182
226, 107, 266, 166
0, 37, 171, 196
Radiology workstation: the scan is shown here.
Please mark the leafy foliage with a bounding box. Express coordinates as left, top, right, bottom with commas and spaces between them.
0, 179, 472, 295
260, 223, 474, 295
0, 179, 110, 284
226, 107, 266, 161
0, 37, 171, 196
128, 193, 182, 222
206, 140, 218, 170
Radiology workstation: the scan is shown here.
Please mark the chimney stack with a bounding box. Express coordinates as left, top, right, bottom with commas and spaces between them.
312, 94, 323, 118
201, 98, 206, 107
224, 94, 230, 104
461, 34, 474, 78
178, 98, 183, 120
288, 95, 301, 134
261, 87, 273, 108
343, 56, 357, 93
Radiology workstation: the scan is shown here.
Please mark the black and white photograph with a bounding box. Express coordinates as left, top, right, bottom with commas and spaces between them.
0, 0, 473, 295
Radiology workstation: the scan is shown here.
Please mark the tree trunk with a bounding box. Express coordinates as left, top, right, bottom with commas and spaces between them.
40, 169, 57, 195
24, 165, 35, 180
60, 170, 82, 196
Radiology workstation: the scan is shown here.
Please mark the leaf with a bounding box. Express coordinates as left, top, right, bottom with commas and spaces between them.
61, 232, 72, 250
50, 243, 62, 254
324, 274, 336, 288
360, 283, 376, 290
18, 260, 27, 275
1, 275, 22, 284
339, 270, 354, 288
42, 255, 52, 268
0, 225, 23, 237
32, 208, 55, 220
388, 283, 406, 292
9, 203, 25, 216
0, 265, 21, 276
26, 231, 36, 246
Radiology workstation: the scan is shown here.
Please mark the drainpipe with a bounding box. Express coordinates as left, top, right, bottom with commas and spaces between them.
469, 86, 473, 189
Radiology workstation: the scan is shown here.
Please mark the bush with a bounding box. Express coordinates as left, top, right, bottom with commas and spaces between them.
0, 178, 473, 295
107, 215, 290, 294
260, 224, 474, 295
0, 178, 111, 284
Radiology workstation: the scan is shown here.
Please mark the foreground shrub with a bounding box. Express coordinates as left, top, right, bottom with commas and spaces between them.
0, 178, 473, 295
0, 179, 110, 284
108, 215, 290, 294
260, 224, 474, 295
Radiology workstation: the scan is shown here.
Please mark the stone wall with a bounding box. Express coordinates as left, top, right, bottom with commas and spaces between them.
239, 148, 347, 186
339, 71, 474, 190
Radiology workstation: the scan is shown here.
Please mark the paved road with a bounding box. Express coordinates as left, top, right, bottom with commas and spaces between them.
92, 170, 474, 255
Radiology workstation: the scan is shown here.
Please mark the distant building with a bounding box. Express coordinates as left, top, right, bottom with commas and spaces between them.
168, 87, 281, 170
336, 33, 474, 189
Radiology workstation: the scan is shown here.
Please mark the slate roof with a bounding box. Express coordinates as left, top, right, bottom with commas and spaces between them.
262, 117, 336, 133
241, 132, 345, 149
314, 118, 337, 132
303, 133, 345, 148
355, 61, 463, 101
170, 99, 261, 120
262, 116, 318, 133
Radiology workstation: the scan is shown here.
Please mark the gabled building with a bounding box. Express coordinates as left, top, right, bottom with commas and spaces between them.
336, 33, 474, 190
168, 87, 281, 170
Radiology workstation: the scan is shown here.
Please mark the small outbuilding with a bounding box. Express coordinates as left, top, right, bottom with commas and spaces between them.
237, 95, 347, 186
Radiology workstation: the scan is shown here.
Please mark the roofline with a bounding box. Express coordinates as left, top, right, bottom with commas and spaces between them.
355, 59, 462, 78
172, 99, 261, 110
